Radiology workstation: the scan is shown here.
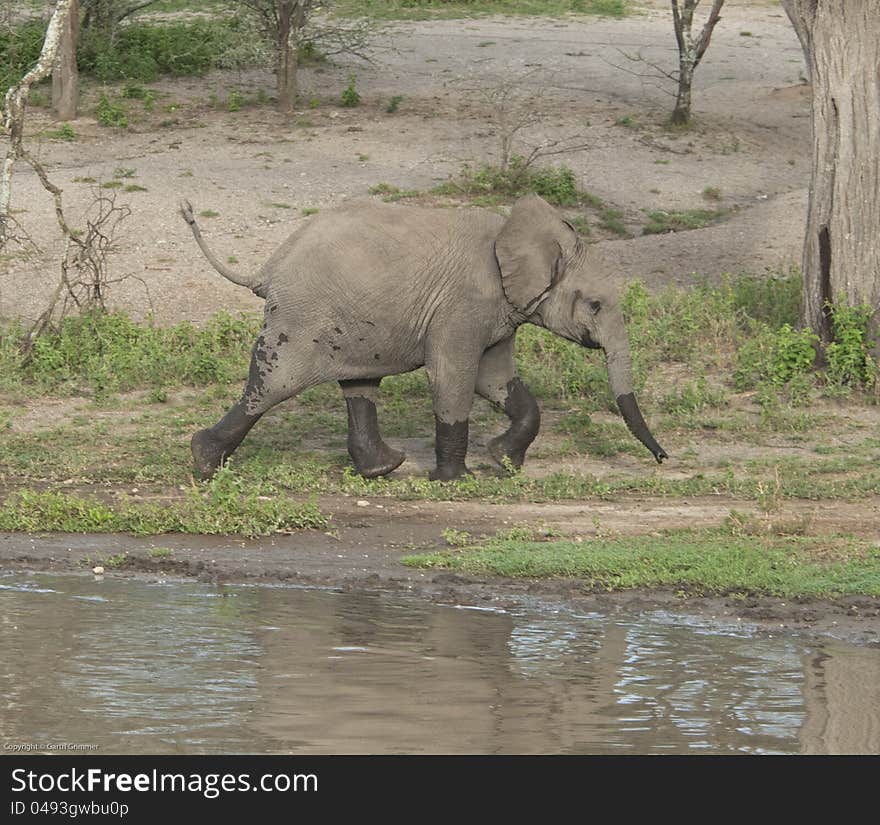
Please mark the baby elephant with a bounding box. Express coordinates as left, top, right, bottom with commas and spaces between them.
181, 194, 666, 481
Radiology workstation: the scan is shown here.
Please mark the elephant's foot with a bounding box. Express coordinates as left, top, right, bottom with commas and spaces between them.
345, 395, 406, 478
487, 378, 540, 471
429, 463, 472, 482
191, 429, 230, 480
488, 434, 527, 471
430, 417, 471, 482
350, 443, 406, 479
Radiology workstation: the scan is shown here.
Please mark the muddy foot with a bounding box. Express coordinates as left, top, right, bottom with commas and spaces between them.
488, 435, 527, 470
191, 429, 228, 480
429, 464, 472, 482
351, 446, 406, 479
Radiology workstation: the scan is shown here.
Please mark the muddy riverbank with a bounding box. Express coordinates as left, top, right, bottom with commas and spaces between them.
3, 493, 879, 648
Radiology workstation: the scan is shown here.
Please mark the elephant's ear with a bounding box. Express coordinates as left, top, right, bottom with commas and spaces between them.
495, 194, 570, 314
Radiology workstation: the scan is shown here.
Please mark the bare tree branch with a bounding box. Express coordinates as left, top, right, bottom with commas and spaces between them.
1, 0, 74, 248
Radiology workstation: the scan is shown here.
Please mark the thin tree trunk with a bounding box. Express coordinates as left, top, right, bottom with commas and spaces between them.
1, 0, 74, 248
52, 0, 80, 122
670, 63, 693, 125
669, 0, 724, 125
276, 1, 304, 114
782, 1, 880, 349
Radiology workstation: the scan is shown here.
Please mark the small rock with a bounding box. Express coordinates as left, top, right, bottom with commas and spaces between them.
356, 500, 370, 507
92, 566, 105, 575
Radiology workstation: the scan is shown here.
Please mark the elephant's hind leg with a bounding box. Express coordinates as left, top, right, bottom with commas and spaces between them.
339, 379, 406, 478
476, 337, 540, 470
192, 333, 310, 479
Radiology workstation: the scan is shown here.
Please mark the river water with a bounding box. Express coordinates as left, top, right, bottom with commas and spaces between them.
1, 572, 878, 754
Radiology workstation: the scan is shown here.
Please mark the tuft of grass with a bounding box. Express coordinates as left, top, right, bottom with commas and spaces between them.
643, 208, 727, 234
385, 95, 403, 113
45, 122, 77, 141
368, 183, 421, 202
199, 209, 220, 218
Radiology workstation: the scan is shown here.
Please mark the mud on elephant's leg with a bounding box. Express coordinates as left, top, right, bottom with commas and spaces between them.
339, 379, 405, 478
426, 354, 479, 482
486, 378, 540, 469
191, 401, 262, 480
476, 338, 540, 470
191, 333, 303, 479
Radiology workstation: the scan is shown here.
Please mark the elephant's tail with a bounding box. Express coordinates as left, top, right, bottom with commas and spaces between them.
180, 200, 266, 297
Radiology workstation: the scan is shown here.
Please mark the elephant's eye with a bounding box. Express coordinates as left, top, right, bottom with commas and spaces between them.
589, 300, 602, 313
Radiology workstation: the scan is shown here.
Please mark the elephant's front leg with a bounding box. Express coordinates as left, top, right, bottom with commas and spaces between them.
339, 379, 406, 478
476, 337, 541, 469
425, 348, 481, 482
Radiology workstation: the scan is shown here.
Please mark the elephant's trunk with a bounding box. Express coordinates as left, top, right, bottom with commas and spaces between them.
605, 348, 668, 464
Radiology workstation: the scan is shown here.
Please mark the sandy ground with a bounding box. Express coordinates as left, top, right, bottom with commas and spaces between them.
5, 3, 878, 643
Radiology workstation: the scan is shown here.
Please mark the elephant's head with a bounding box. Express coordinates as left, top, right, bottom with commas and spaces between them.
495, 194, 668, 464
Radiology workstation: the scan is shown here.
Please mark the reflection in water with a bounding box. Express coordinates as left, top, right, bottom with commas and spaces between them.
1, 573, 878, 754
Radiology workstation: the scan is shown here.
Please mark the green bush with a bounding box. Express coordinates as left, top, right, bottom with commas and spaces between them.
437, 159, 582, 206
78, 19, 249, 82
0, 20, 45, 94
95, 94, 128, 128
734, 323, 818, 390
825, 302, 878, 389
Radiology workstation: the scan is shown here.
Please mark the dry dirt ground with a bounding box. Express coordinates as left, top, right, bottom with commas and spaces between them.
3, 0, 810, 323
4, 2, 879, 640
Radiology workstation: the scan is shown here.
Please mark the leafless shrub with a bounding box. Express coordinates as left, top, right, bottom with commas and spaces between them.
455, 69, 593, 175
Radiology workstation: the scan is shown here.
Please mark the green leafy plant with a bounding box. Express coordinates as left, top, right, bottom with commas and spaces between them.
95, 94, 128, 128
340, 74, 361, 107
825, 302, 878, 390
45, 122, 77, 141
386, 94, 403, 113
734, 323, 819, 390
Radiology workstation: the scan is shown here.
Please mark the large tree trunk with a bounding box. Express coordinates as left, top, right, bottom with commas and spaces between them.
782, 1, 880, 350
52, 0, 80, 122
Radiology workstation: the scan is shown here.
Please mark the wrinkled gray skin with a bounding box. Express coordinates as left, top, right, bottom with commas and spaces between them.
181, 194, 667, 481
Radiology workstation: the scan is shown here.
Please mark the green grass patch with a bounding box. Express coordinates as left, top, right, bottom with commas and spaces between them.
368, 183, 421, 202
0, 310, 258, 397
402, 529, 880, 598
0, 472, 327, 538
643, 208, 727, 235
